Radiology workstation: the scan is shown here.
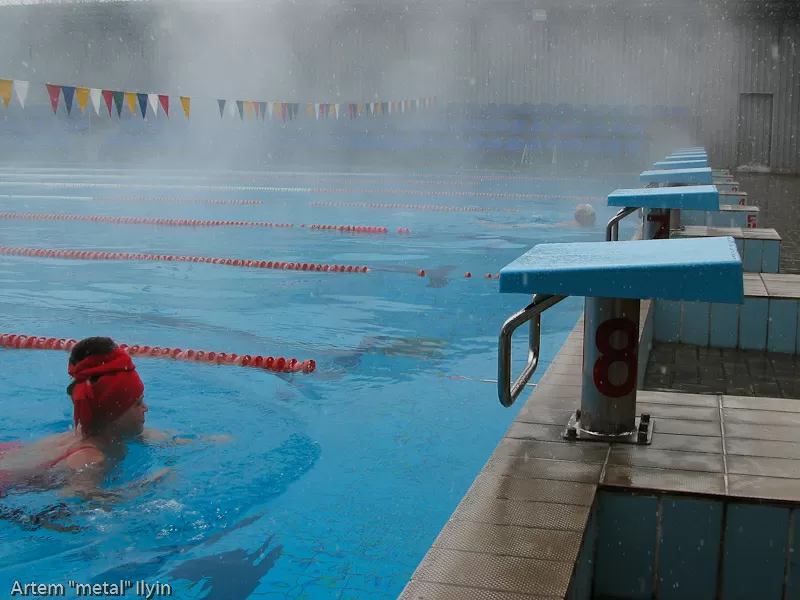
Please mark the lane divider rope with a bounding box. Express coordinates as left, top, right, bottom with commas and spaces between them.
0, 181, 605, 201
0, 213, 401, 234
0, 247, 371, 273
0, 334, 315, 373
0, 194, 261, 205
310, 201, 519, 213
0, 168, 600, 185
0, 247, 498, 280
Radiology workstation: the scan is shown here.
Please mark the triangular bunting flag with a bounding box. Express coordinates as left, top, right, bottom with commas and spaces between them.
244, 101, 253, 119
125, 92, 137, 117
357, 103, 362, 116
236, 100, 244, 120
75, 88, 89, 114
259, 102, 267, 120
148, 93, 159, 118
0, 79, 11, 108
13, 80, 28, 109
159, 95, 169, 117
89, 89, 102, 115
137, 93, 148, 118
46, 84, 61, 114
328, 104, 335, 118
253, 101, 260, 119
180, 96, 190, 119
307, 103, 314, 118
218, 99, 226, 118
61, 86, 75, 115
112, 91, 124, 117
281, 103, 287, 121
228, 99, 237, 119
101, 90, 114, 116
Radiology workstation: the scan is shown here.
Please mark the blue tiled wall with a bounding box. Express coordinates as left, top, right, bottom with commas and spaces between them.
595, 492, 658, 599
743, 240, 764, 273
589, 495, 799, 600
762, 241, 781, 273
767, 299, 799, 353
659, 497, 723, 600
722, 504, 790, 600
655, 300, 682, 343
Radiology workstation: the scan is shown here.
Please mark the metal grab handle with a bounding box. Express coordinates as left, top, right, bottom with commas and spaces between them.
605, 207, 639, 241
498, 293, 566, 407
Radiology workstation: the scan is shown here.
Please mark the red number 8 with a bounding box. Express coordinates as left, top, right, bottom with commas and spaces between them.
593, 317, 637, 398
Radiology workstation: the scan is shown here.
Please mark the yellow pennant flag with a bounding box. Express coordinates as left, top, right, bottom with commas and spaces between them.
356, 104, 362, 115
244, 101, 253, 119
0, 79, 12, 108
75, 88, 90, 114
306, 103, 314, 118
125, 92, 137, 116
180, 96, 190, 119
375, 103, 382, 115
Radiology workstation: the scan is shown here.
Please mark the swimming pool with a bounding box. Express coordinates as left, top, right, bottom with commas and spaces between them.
0, 169, 633, 599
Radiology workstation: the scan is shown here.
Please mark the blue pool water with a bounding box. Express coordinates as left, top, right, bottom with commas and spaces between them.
0, 169, 633, 598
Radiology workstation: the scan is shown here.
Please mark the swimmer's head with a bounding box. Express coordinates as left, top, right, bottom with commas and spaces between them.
574, 204, 596, 227
67, 337, 147, 437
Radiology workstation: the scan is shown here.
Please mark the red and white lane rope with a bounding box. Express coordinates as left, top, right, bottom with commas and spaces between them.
0, 334, 315, 373
0, 247, 371, 273
0, 194, 262, 205
310, 201, 519, 213
0, 181, 605, 201
0, 213, 399, 233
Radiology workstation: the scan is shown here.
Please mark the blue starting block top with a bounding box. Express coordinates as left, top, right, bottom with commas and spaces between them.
499, 237, 743, 304
665, 154, 707, 162
654, 160, 708, 169
677, 147, 705, 153
608, 185, 719, 210
640, 167, 713, 185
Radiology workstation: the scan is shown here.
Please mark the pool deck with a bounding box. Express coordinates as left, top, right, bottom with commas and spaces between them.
400, 311, 800, 599
400, 173, 800, 600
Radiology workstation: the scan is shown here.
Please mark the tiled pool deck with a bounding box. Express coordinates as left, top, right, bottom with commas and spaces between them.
400, 173, 800, 600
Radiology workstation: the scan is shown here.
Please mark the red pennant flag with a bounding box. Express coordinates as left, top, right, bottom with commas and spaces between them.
253, 102, 260, 118
45, 84, 61, 114
159, 95, 169, 117
101, 90, 114, 116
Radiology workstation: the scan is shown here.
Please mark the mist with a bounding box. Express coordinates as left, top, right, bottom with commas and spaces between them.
0, 0, 797, 172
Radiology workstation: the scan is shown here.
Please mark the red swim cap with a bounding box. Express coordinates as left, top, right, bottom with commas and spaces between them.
67, 348, 144, 432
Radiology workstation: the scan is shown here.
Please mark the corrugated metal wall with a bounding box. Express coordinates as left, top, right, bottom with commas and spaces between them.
1, 4, 798, 171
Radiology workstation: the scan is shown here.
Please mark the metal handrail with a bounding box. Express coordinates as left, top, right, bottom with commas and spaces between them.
605, 207, 639, 241
498, 293, 566, 407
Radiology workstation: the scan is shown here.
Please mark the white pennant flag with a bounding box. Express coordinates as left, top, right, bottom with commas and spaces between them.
314, 103, 320, 120
89, 89, 102, 115
267, 102, 274, 118
228, 99, 237, 119
13, 80, 29, 108
148, 93, 159, 118
335, 103, 340, 119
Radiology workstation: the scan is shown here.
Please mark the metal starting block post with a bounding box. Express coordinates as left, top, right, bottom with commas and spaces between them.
497, 237, 744, 445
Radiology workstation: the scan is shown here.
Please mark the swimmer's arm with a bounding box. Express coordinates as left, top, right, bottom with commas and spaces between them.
141, 427, 233, 446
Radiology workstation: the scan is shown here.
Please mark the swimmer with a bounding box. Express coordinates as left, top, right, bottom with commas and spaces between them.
477, 204, 597, 230
0, 337, 230, 501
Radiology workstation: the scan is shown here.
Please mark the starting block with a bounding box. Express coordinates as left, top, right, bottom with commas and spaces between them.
497, 237, 743, 444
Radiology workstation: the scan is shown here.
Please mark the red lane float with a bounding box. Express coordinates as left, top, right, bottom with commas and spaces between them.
95, 197, 262, 205
0, 247, 371, 273
310, 201, 519, 214
308, 224, 389, 233
0, 334, 316, 373
0, 214, 404, 234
